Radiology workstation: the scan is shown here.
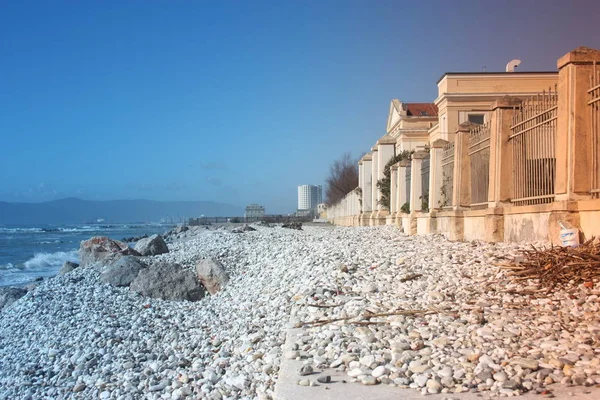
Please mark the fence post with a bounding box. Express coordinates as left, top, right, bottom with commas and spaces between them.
410, 151, 428, 212
429, 139, 449, 210
489, 97, 521, 207
360, 153, 373, 219
370, 146, 379, 223
375, 137, 396, 224
453, 122, 477, 210
556, 47, 600, 200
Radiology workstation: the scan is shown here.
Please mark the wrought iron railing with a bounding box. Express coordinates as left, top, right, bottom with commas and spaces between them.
421, 157, 430, 211
509, 86, 557, 206
440, 141, 455, 208
590, 63, 600, 198
405, 164, 412, 205
468, 122, 491, 207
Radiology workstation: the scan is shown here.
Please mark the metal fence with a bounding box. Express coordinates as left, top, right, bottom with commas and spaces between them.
405, 163, 412, 205
440, 142, 455, 208
468, 122, 491, 207
590, 62, 600, 198
509, 86, 558, 206
421, 157, 430, 211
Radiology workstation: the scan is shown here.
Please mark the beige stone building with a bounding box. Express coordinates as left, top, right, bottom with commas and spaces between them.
328, 46, 600, 245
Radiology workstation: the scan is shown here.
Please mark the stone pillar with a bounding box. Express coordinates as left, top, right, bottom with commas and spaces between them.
370, 147, 379, 222
555, 46, 600, 200
489, 97, 521, 207
361, 154, 373, 214
410, 151, 428, 212
390, 165, 398, 215
453, 122, 477, 210
358, 160, 364, 197
429, 139, 449, 210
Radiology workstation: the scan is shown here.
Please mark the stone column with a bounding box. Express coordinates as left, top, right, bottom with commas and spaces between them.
410, 151, 428, 213
370, 147, 379, 222
453, 122, 477, 210
360, 154, 373, 213
429, 139, 449, 211
489, 97, 521, 207
555, 46, 600, 200
358, 161, 364, 197
390, 165, 398, 215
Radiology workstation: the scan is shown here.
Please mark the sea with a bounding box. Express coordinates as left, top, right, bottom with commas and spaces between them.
0, 224, 174, 287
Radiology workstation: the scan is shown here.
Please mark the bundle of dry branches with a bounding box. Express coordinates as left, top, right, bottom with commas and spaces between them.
501, 238, 600, 290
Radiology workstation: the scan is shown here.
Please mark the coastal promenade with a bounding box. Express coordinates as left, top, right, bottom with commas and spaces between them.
1, 225, 600, 399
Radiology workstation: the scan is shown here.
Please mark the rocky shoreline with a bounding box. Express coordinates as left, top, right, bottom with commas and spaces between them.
1, 225, 599, 399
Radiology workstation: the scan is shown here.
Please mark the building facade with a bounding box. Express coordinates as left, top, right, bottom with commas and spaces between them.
244, 204, 265, 218
327, 46, 600, 244
297, 185, 322, 214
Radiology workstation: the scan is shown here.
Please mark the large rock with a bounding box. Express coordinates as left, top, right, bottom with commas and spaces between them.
100, 256, 146, 287
59, 261, 79, 275
232, 224, 256, 234
130, 262, 205, 301
0, 287, 27, 311
281, 221, 302, 230
79, 236, 140, 268
196, 258, 230, 295
134, 234, 169, 256
174, 226, 189, 234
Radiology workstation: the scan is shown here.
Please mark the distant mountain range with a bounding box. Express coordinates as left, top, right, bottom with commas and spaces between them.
0, 198, 244, 225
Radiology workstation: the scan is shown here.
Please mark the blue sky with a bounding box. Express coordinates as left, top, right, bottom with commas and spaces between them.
1, 0, 599, 213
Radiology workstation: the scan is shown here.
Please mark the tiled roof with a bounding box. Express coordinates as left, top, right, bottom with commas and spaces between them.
405, 103, 438, 117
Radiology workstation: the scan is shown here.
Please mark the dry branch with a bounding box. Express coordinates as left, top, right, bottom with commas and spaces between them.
400, 273, 423, 282
503, 238, 600, 290
300, 309, 434, 327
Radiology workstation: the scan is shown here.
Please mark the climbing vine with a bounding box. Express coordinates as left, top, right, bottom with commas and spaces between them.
376, 150, 413, 209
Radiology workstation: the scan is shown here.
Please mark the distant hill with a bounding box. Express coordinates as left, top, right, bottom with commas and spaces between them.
0, 198, 244, 225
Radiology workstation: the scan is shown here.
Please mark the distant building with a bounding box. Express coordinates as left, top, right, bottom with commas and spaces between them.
244, 204, 265, 218
297, 185, 322, 216
317, 203, 327, 219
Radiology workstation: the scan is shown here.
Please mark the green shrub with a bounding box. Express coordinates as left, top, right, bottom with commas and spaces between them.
376, 150, 413, 209
400, 202, 410, 214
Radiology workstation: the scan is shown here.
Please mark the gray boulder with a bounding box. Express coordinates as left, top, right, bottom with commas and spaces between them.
134, 234, 169, 256
130, 262, 205, 301
196, 258, 230, 295
100, 256, 146, 287
79, 236, 140, 268
174, 226, 189, 234
0, 287, 27, 311
59, 261, 79, 275
282, 221, 302, 230
232, 224, 256, 233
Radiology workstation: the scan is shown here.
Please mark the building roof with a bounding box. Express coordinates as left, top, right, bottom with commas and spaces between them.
404, 103, 438, 117
436, 71, 557, 84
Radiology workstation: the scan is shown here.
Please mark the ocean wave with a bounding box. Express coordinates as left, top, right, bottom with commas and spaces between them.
23, 250, 79, 270
0, 227, 44, 233
0, 262, 17, 271
0, 226, 116, 234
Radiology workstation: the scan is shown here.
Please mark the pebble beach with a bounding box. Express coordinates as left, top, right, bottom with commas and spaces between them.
1, 225, 600, 399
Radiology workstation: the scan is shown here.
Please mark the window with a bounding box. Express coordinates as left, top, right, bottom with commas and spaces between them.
468, 114, 485, 124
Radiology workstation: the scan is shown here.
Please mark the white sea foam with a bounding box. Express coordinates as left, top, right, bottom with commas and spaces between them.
0, 262, 15, 271
23, 250, 79, 270
0, 227, 44, 233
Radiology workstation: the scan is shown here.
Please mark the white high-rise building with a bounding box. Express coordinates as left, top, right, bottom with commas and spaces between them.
297, 185, 322, 213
